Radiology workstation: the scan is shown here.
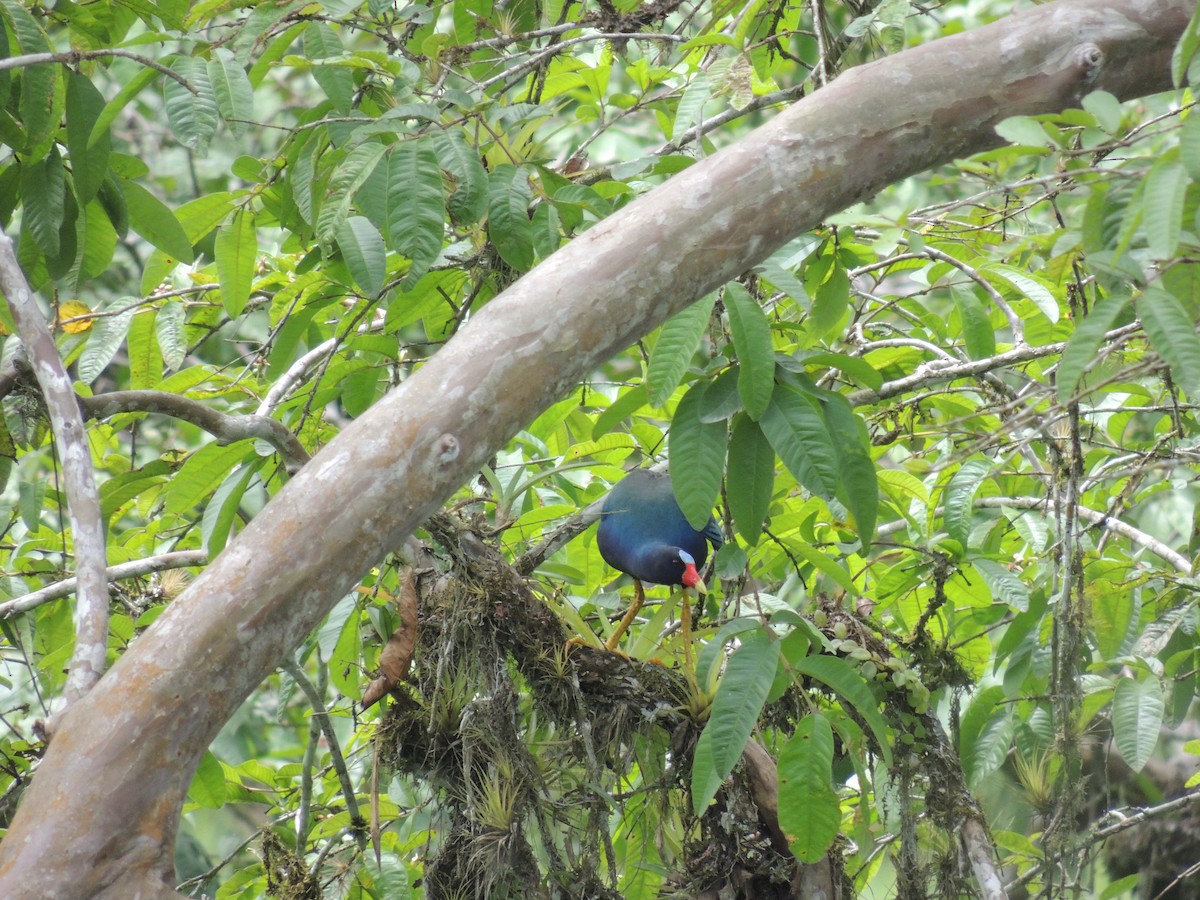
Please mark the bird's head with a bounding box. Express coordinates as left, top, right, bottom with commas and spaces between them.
677, 549, 707, 594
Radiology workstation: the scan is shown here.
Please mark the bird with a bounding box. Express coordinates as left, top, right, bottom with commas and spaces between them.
596, 468, 724, 654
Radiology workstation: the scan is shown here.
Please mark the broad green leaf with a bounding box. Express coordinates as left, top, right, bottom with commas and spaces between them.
201, 462, 259, 557
1142, 158, 1187, 260
811, 263, 849, 335
383, 140, 445, 285
799, 351, 883, 392
215, 208, 257, 318
174, 192, 237, 243
672, 72, 710, 141
304, 22, 354, 113
1171, 2, 1200, 86
958, 684, 1007, 785
89, 66, 160, 149
330, 601, 362, 697
1056, 292, 1131, 402
164, 57, 219, 155
66, 71, 110, 205
207, 48, 255, 135
988, 265, 1059, 323
953, 288, 995, 359
789, 542, 857, 595
972, 558, 1030, 612
336, 215, 386, 297
647, 294, 716, 407
1082, 90, 1122, 134
78, 301, 136, 384
691, 628, 780, 813
994, 116, 1051, 148
127, 308, 163, 389
434, 129, 488, 226
487, 164, 535, 272
316, 142, 388, 248
1139, 287, 1200, 397
943, 458, 992, 549
155, 300, 187, 372
1182, 112, 1200, 181
1092, 581, 1135, 660
361, 852, 413, 899
726, 413, 774, 543
164, 441, 251, 515
2, 0, 56, 150
724, 283, 774, 419
120, 179, 194, 263
591, 385, 648, 439
1112, 677, 1164, 772
669, 381, 726, 532
187, 750, 226, 809
820, 393, 876, 549
791, 653, 892, 766
759, 388, 838, 499
778, 713, 839, 863
20, 146, 66, 257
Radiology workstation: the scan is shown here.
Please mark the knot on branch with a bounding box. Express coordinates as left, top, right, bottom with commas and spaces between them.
1076, 42, 1103, 82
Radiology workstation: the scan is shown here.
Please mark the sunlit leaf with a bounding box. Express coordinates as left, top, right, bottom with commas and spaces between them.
1112, 677, 1164, 772
778, 713, 839, 862
647, 294, 716, 407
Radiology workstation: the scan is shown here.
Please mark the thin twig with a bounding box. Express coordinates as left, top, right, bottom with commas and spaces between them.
0, 49, 197, 93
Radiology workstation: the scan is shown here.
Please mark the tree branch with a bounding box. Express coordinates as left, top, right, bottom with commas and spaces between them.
0, 237, 110, 709
0, 49, 197, 92
0, 551, 208, 621
80, 391, 311, 474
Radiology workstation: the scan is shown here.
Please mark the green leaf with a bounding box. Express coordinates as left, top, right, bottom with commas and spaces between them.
1182, 113, 1200, 181
330, 602, 362, 697
647, 294, 716, 407
206, 48, 255, 135
66, 71, 110, 205
953, 288, 995, 359
1141, 159, 1187, 260
304, 22, 354, 113
156, 300, 187, 373
799, 351, 883, 392
316, 142, 388, 248
726, 413, 774, 543
692, 627, 780, 813
1056, 292, 1131, 402
972, 558, 1030, 612
1139, 287, 1200, 397
20, 146, 66, 257
120, 179, 194, 263
187, 750, 226, 809
759, 388, 838, 499
672, 72, 710, 141
89, 66, 160, 150
811, 263, 849, 335
1112, 677, 1164, 772
487, 164, 535, 272
820, 393, 876, 549
943, 458, 992, 549
591, 385, 649, 439
164, 442, 251, 515
215, 208, 257, 318
336, 216, 387, 298
201, 462, 259, 557
434, 129, 488, 226
790, 542, 857, 594
724, 283, 774, 419
1, 0, 55, 150
127, 309, 163, 389
669, 381, 726, 532
164, 57, 219, 155
791, 653, 892, 767
778, 713, 840, 863
1171, 2, 1200, 87
1082, 90, 1122, 134
988, 265, 1059, 323
383, 139, 445, 285
78, 301, 136, 384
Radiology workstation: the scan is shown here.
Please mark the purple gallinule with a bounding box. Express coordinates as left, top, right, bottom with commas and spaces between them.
596, 469, 723, 652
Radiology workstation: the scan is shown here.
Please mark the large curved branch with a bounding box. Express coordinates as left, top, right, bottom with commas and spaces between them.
0, 1, 1188, 895
80, 391, 311, 474
0, 238, 110, 709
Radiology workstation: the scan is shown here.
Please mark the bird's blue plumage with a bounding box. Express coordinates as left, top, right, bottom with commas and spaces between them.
596, 469, 723, 586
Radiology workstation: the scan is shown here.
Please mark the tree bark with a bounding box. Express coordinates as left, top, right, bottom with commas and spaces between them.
0, 0, 1190, 894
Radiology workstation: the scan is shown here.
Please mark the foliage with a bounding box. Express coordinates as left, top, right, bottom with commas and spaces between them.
0, 0, 1199, 898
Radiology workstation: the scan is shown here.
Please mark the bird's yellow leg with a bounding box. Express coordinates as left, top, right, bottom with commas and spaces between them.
605, 579, 646, 650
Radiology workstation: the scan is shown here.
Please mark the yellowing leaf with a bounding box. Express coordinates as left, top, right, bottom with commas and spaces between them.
58, 300, 93, 334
